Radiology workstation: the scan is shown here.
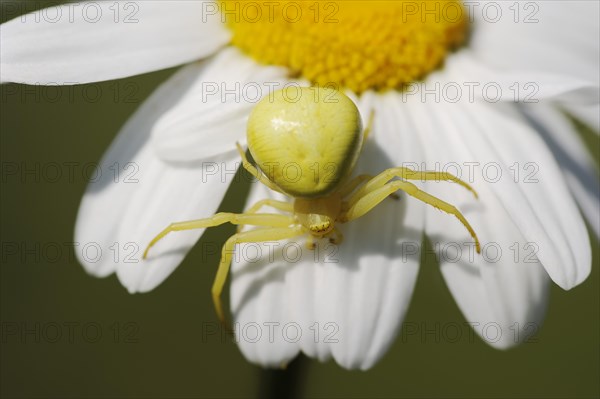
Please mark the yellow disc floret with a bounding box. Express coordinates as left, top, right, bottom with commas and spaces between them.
221, 0, 468, 93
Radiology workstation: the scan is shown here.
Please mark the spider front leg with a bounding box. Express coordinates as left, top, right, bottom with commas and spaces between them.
212, 225, 305, 325
347, 167, 478, 209
341, 179, 481, 253
339, 174, 373, 197
327, 227, 344, 245
236, 142, 285, 194
236, 199, 293, 233
143, 213, 294, 259
362, 111, 375, 141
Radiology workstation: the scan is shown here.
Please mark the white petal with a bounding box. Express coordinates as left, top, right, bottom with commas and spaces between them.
454, 101, 591, 289
114, 150, 238, 292
231, 94, 424, 370
1, 1, 229, 84
440, 51, 599, 104
523, 104, 600, 238
75, 62, 241, 292
471, 1, 600, 87
151, 47, 290, 163
229, 184, 301, 367
405, 91, 591, 290
406, 98, 550, 348
562, 103, 600, 133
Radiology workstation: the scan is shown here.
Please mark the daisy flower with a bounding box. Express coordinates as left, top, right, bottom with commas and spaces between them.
1, 0, 598, 370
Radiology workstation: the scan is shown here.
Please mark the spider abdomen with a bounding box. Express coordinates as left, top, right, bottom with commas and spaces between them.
247, 87, 363, 198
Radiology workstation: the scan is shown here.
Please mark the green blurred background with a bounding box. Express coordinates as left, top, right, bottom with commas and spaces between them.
1, 2, 599, 398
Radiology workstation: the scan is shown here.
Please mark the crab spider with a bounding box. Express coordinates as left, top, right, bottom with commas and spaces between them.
143, 87, 481, 325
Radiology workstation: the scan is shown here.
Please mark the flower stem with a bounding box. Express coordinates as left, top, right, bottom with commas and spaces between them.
257, 354, 309, 399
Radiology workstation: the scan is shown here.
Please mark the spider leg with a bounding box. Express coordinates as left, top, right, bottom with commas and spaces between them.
143, 213, 294, 259
362, 110, 375, 141
212, 225, 305, 326
328, 226, 344, 245
347, 167, 477, 209
342, 180, 481, 253
305, 235, 316, 250
236, 142, 285, 194
244, 199, 293, 214
339, 174, 373, 197
237, 199, 293, 233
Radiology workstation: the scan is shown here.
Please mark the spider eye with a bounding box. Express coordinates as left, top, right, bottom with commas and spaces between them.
307, 215, 334, 235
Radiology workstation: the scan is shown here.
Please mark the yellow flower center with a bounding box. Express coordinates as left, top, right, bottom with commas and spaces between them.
221, 0, 468, 93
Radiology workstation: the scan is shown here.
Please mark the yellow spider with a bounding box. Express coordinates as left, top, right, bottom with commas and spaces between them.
143, 86, 481, 324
